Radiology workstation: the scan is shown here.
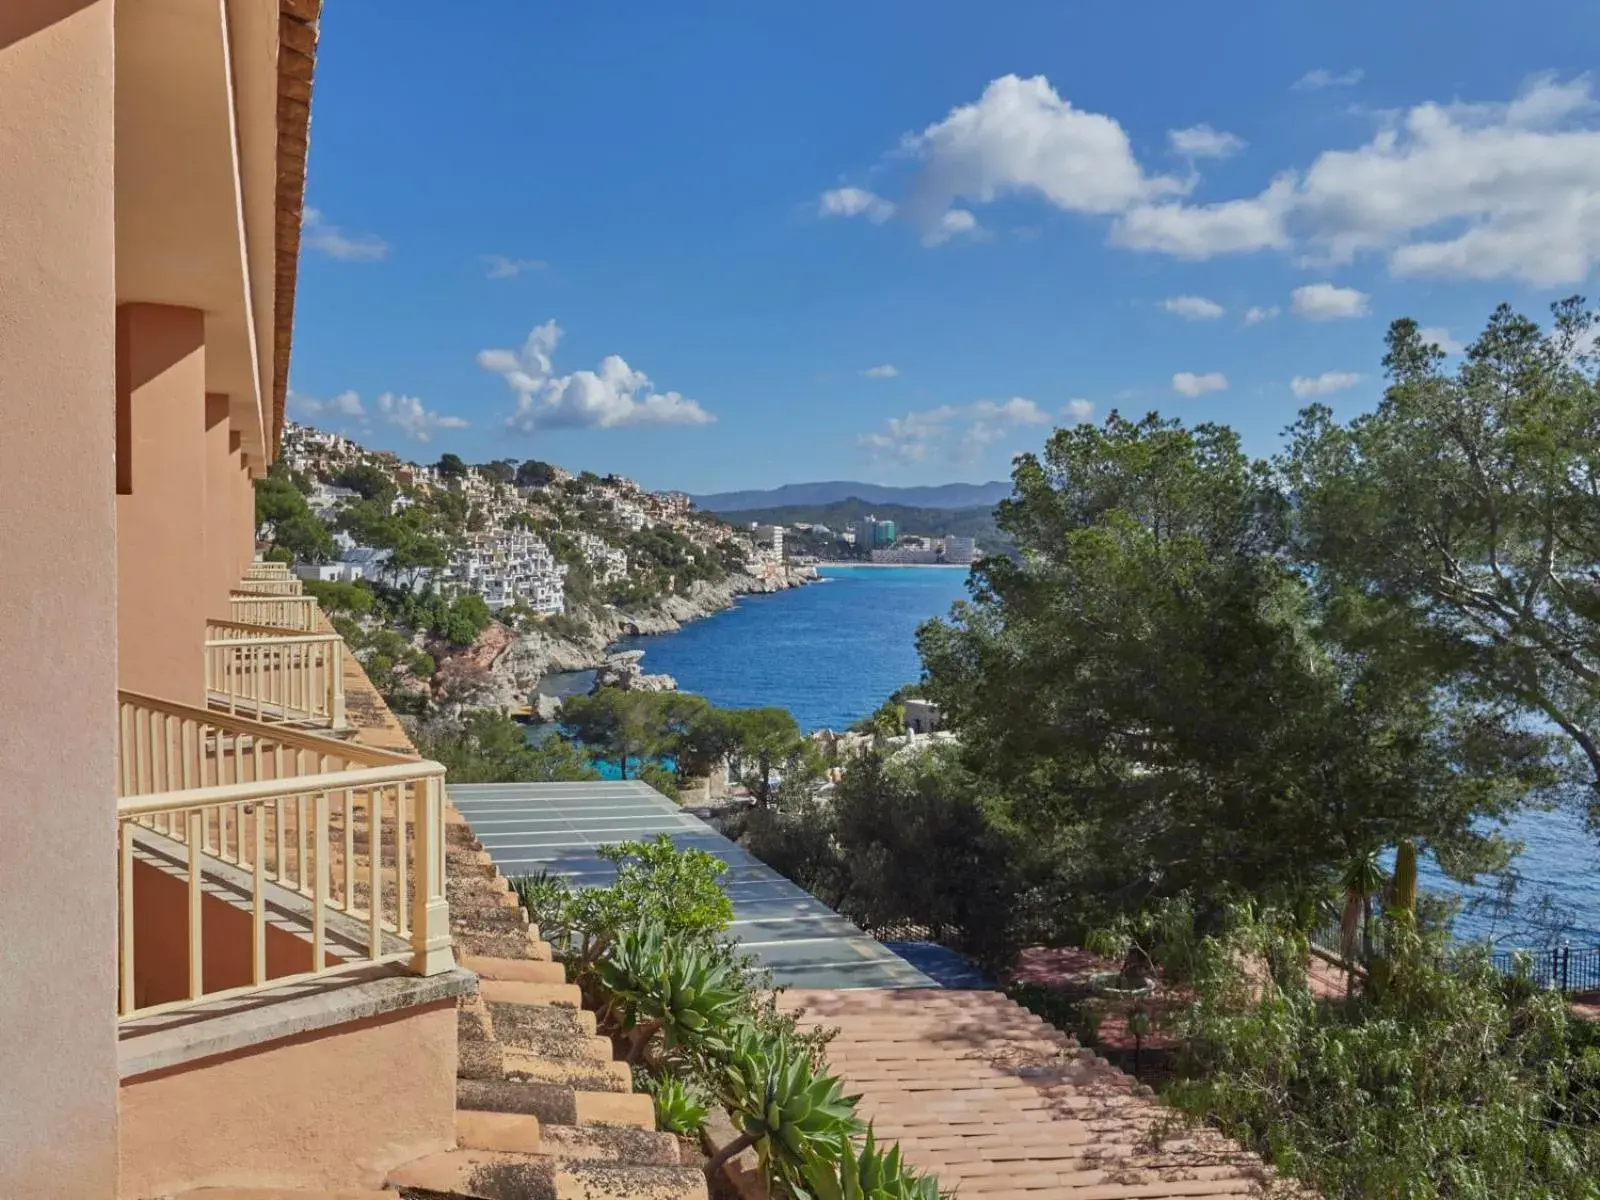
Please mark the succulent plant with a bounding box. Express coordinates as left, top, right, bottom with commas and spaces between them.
802, 1127, 945, 1200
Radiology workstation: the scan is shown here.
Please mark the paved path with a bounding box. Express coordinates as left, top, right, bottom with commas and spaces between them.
449, 780, 933, 990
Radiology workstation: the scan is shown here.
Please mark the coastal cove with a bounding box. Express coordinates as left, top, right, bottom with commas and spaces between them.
579, 566, 1600, 948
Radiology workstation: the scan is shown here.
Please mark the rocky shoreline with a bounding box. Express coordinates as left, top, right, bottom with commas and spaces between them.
469, 565, 817, 713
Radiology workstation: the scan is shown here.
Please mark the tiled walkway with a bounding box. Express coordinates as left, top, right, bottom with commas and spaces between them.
783, 989, 1282, 1198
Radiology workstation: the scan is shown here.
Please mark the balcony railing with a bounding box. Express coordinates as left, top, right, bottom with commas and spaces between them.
229, 591, 319, 631
234, 577, 305, 596
245, 561, 294, 581
116, 691, 452, 1020
205, 619, 346, 728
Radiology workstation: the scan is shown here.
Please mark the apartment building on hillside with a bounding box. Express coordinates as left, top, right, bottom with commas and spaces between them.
0, 5, 467, 1194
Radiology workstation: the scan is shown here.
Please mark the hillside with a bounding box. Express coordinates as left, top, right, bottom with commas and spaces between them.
717, 498, 1011, 555
694, 479, 1011, 512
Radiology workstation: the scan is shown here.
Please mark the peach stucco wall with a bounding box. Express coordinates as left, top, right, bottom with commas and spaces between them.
129, 858, 339, 1010
0, 4, 120, 1198
205, 393, 237, 618
119, 1002, 458, 1196
116, 302, 209, 704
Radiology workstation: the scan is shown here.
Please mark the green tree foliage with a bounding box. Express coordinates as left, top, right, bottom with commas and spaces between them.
638, 761, 682, 803
436, 591, 492, 647
918, 412, 1552, 928
436, 452, 467, 479
515, 458, 558, 489
255, 469, 335, 563
413, 711, 600, 784
302, 579, 374, 616
331, 463, 395, 503
559, 688, 662, 779
745, 747, 1033, 968
1165, 905, 1600, 1198
849, 684, 919, 735
722, 707, 814, 807
479, 459, 515, 486
1285, 298, 1600, 801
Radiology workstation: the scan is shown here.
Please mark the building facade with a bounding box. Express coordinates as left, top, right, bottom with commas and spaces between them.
0, 6, 462, 1195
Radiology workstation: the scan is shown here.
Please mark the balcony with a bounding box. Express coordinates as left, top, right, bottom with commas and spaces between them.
118, 579, 451, 1023
205, 618, 346, 729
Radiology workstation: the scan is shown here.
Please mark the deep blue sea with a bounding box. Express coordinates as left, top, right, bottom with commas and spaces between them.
610, 566, 1600, 946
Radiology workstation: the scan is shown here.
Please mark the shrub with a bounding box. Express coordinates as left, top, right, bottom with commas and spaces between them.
597, 921, 743, 1065
649, 1075, 710, 1138
638, 761, 681, 803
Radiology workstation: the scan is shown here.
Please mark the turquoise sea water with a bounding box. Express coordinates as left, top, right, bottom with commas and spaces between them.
613, 566, 1600, 945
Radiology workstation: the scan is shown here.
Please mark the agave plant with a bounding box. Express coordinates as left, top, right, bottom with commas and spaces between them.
708, 1022, 862, 1185
649, 1074, 710, 1137
595, 920, 744, 1064
801, 1127, 944, 1200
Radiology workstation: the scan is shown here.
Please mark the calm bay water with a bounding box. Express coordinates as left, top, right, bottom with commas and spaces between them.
616, 566, 971, 732
613, 565, 1600, 945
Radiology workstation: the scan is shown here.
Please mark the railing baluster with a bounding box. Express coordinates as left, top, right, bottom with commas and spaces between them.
313, 791, 329, 971
253, 800, 266, 987
343, 788, 355, 911
119, 820, 135, 1016
187, 808, 204, 1002
395, 784, 409, 937
369, 788, 383, 958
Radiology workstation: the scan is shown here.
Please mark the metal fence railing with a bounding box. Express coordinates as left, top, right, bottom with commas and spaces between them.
1310, 920, 1600, 995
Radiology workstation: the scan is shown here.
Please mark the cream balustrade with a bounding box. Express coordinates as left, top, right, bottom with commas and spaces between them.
115, 691, 452, 1020
229, 591, 319, 630
234, 577, 305, 596
205, 619, 346, 728
244, 561, 294, 581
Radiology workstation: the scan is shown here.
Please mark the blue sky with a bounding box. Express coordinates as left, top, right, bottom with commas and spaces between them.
288, 0, 1600, 493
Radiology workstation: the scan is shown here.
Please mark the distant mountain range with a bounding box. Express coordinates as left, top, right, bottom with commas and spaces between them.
692, 480, 1012, 513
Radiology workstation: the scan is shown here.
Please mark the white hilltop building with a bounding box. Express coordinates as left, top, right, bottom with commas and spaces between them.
577, 532, 628, 585
447, 529, 567, 615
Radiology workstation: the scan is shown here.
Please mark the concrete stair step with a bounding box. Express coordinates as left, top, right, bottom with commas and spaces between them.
480, 979, 582, 1009
458, 1080, 655, 1130
504, 1049, 633, 1093
457, 1110, 544, 1154
452, 907, 530, 934
537, 1125, 680, 1167
462, 955, 566, 985
388, 1150, 704, 1200
488, 1002, 606, 1059
455, 929, 551, 962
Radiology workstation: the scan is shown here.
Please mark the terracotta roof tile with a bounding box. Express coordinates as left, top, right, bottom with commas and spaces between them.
780, 988, 1296, 1198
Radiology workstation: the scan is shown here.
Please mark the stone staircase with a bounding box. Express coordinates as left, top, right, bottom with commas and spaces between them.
382, 817, 707, 1200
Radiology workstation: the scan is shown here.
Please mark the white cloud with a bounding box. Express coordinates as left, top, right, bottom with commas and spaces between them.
1293, 67, 1364, 91
1062, 398, 1095, 424
1243, 305, 1280, 325
861, 364, 900, 379
1172, 371, 1228, 397
1161, 294, 1226, 321
860, 397, 1051, 465
820, 74, 1600, 284
483, 255, 546, 279
818, 187, 895, 223
1417, 326, 1466, 354
289, 389, 366, 421
889, 73, 1185, 242
1110, 175, 1295, 258
1292, 282, 1370, 321
302, 207, 388, 262
480, 320, 715, 433
1168, 124, 1246, 159
1118, 76, 1600, 284
375, 393, 468, 443
1290, 371, 1363, 399
921, 207, 980, 246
